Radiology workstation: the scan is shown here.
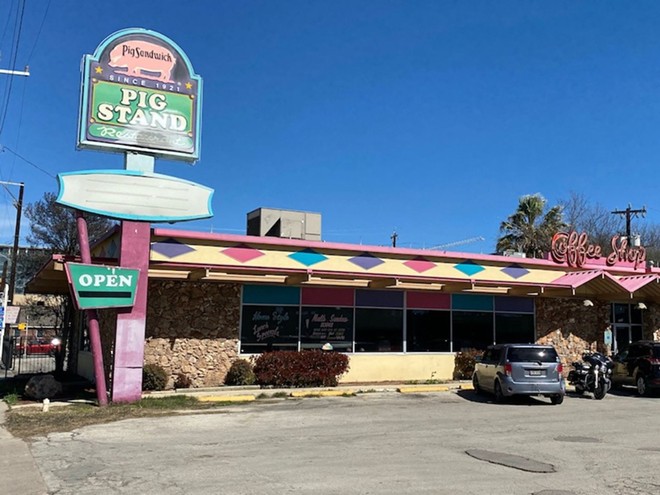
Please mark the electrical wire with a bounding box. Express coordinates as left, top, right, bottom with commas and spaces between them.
0, 145, 56, 179
25, 0, 51, 64
0, 0, 26, 138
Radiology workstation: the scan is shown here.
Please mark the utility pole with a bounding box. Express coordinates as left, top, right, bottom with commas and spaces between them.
0, 181, 24, 304
611, 204, 646, 239
391, 231, 398, 248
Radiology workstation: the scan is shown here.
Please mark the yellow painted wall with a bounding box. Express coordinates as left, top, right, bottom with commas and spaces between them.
339, 354, 456, 383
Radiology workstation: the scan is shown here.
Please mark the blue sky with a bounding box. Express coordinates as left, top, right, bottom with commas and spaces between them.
1, 1, 659, 252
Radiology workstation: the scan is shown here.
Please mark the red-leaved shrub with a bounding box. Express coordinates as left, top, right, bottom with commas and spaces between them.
253, 350, 350, 388
453, 348, 484, 380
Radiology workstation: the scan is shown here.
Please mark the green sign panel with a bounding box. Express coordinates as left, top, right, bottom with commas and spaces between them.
66, 263, 139, 309
78, 28, 202, 162
87, 81, 195, 151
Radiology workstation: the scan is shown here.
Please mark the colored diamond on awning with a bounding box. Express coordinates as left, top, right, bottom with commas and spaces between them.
151, 238, 196, 258
404, 257, 436, 273
289, 249, 328, 267
222, 244, 265, 263
349, 253, 385, 270
454, 260, 485, 277
501, 264, 529, 279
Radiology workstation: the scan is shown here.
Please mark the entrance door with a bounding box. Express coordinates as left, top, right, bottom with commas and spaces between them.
613, 325, 631, 355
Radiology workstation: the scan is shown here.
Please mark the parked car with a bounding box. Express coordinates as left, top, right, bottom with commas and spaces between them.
472, 344, 565, 404
14, 337, 61, 356
611, 340, 660, 396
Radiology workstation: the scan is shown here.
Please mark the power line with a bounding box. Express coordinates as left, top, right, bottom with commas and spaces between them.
0, 0, 26, 138
25, 0, 51, 64
0, 145, 56, 179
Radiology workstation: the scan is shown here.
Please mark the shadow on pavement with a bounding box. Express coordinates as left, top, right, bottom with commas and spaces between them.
456, 389, 562, 406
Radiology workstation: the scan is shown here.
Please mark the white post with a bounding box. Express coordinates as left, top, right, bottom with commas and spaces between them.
0, 283, 8, 362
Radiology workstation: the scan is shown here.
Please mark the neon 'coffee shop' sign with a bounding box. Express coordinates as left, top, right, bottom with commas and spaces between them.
550, 231, 646, 270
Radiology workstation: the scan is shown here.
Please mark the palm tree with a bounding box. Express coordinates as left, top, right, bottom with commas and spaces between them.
497, 194, 566, 258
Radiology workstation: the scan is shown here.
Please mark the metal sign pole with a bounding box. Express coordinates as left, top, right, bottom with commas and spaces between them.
0, 283, 8, 363
76, 212, 108, 407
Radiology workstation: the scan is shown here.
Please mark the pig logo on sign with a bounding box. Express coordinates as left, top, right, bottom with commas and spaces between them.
108, 40, 177, 83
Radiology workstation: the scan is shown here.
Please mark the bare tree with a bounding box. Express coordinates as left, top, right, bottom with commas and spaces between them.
25, 192, 115, 255
560, 192, 660, 262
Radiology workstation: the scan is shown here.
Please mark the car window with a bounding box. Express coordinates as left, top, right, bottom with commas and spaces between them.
481, 349, 492, 363
652, 347, 660, 359
491, 348, 502, 363
507, 347, 558, 363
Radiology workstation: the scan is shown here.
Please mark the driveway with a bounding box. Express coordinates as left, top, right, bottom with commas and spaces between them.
29, 389, 660, 495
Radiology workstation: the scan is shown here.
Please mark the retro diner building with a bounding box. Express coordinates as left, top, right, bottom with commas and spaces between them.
28, 225, 660, 387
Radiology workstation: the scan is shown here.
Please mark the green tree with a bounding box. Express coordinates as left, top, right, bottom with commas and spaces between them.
497, 193, 566, 258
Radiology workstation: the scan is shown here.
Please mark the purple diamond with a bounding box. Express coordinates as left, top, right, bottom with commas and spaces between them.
349, 253, 384, 270
501, 264, 529, 279
151, 238, 195, 258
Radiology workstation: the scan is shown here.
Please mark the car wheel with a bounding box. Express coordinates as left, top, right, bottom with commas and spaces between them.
550, 394, 564, 405
472, 374, 482, 395
494, 380, 505, 403
636, 374, 649, 397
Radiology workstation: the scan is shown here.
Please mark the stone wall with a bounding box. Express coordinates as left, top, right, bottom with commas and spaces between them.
535, 298, 660, 370
535, 297, 610, 371
143, 280, 241, 388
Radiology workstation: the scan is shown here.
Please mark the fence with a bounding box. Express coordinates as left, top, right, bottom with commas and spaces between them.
2, 335, 64, 378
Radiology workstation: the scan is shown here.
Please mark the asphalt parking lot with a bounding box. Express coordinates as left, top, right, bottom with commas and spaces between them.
28, 388, 660, 495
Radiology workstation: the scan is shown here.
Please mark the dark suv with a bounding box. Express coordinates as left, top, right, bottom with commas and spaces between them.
611, 341, 660, 396
472, 344, 565, 404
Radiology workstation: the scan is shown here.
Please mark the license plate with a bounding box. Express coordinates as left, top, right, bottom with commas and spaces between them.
529, 370, 544, 376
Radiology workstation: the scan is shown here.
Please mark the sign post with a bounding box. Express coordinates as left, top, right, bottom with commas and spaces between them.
68, 28, 206, 404
0, 284, 7, 363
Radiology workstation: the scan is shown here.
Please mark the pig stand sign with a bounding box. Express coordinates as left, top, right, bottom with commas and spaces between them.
78, 28, 202, 163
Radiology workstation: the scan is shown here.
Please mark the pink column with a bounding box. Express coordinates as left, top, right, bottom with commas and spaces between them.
111, 220, 151, 403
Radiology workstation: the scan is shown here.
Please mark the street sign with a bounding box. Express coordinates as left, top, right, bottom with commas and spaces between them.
4, 306, 19, 324
65, 263, 139, 309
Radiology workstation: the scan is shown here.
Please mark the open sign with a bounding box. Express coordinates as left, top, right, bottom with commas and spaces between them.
65, 263, 139, 309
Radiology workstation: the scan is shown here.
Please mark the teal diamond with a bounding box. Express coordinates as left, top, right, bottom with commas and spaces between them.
289, 248, 328, 267
454, 260, 485, 277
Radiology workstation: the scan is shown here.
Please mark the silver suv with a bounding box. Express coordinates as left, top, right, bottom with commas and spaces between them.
472, 344, 565, 405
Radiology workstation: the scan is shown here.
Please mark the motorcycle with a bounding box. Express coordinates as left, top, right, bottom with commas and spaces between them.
567, 351, 614, 400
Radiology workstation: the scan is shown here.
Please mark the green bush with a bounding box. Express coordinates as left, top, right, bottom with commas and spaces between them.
253, 350, 350, 388
142, 363, 169, 391
453, 349, 483, 380
225, 359, 256, 386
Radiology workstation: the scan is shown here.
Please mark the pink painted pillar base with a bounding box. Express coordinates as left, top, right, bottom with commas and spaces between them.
111, 220, 151, 403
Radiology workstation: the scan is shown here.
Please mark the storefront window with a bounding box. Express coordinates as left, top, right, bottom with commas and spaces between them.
300, 306, 353, 352
452, 311, 493, 351
355, 308, 403, 352
406, 310, 450, 352
495, 313, 534, 344
240, 305, 299, 353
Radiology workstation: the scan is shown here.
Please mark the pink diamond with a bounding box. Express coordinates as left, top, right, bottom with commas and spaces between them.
404, 258, 436, 273
222, 244, 264, 263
